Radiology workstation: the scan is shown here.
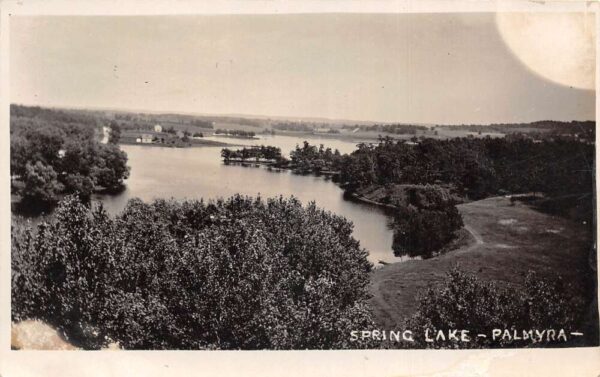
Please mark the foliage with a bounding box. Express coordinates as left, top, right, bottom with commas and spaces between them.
12, 195, 374, 349
108, 121, 121, 144
392, 185, 463, 258
191, 119, 214, 129
272, 122, 314, 132
405, 268, 586, 348
339, 136, 594, 201
439, 120, 595, 141
289, 141, 343, 174
11, 109, 130, 206
215, 129, 256, 138
221, 145, 283, 162
341, 123, 427, 135
21, 161, 64, 204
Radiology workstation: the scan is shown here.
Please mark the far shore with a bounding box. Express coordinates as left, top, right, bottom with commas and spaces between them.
118, 139, 243, 148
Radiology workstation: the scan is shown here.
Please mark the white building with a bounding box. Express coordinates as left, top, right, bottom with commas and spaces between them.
140, 134, 153, 143
154, 124, 162, 132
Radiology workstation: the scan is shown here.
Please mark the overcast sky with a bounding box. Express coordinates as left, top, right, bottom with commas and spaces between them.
10, 13, 595, 124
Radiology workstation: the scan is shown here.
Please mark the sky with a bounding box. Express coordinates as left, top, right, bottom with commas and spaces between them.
9, 13, 596, 124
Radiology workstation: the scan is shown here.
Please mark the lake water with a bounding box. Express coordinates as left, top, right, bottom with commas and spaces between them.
97, 134, 402, 264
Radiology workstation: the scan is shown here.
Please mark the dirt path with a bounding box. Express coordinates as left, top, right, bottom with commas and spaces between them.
369, 215, 486, 325
455, 224, 484, 255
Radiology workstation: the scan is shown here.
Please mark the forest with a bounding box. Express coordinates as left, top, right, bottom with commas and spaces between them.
10, 106, 130, 209
238, 134, 594, 259
440, 120, 595, 141
341, 123, 428, 135
339, 135, 594, 203
12, 195, 374, 349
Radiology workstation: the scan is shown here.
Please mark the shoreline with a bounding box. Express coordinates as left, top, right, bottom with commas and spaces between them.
119, 140, 242, 148
347, 192, 398, 210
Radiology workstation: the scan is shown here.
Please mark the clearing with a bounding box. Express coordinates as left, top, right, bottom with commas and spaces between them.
369, 196, 596, 331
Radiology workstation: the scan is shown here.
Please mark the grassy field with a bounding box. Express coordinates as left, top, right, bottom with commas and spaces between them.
369, 196, 597, 338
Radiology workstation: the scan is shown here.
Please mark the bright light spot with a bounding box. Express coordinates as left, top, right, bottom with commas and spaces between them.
496, 12, 595, 90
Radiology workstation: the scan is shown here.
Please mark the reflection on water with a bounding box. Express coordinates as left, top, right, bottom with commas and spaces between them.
96, 135, 403, 264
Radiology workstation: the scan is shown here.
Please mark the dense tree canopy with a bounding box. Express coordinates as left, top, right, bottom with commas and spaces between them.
12, 195, 374, 349
108, 121, 121, 144
215, 129, 256, 138
221, 145, 283, 162
336, 136, 594, 257
339, 136, 594, 200
289, 141, 343, 174
405, 268, 588, 348
391, 185, 463, 258
341, 123, 427, 135
11, 111, 130, 205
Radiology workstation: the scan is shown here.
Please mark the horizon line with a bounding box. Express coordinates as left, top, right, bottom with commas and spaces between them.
10, 102, 596, 127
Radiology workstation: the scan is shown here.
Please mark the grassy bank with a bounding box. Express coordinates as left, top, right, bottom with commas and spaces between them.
369, 196, 597, 343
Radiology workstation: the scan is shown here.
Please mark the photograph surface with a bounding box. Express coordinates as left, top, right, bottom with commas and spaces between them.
8, 11, 598, 350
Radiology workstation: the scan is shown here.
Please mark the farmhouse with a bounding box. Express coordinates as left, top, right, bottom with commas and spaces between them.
139, 134, 153, 143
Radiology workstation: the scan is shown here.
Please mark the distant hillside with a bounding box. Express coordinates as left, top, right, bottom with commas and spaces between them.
11, 104, 594, 141
438, 120, 595, 140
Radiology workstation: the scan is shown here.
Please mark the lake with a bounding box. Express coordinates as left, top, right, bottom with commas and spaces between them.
97, 134, 403, 264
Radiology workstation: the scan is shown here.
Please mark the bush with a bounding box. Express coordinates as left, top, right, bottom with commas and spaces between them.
405, 268, 586, 348
12, 195, 374, 349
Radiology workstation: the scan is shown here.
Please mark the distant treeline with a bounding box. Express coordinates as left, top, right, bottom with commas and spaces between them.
342, 123, 428, 135
215, 129, 256, 138
11, 104, 218, 134
189, 119, 213, 129
339, 135, 594, 201
11, 104, 99, 128
440, 120, 595, 139
11, 106, 130, 208
272, 122, 314, 132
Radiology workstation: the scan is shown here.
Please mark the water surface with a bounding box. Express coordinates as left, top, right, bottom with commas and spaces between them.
97, 135, 401, 264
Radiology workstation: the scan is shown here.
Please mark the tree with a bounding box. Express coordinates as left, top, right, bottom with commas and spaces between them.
108, 121, 121, 144
392, 185, 463, 258
89, 144, 130, 191
405, 268, 586, 348
11, 108, 131, 207
12, 195, 374, 350
20, 161, 64, 204
221, 148, 232, 162
62, 174, 94, 201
